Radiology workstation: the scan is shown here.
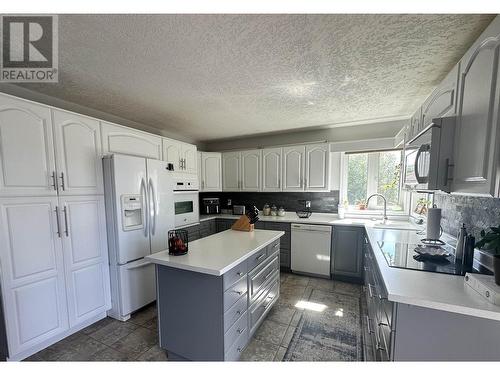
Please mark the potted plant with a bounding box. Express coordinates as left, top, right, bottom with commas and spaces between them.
475, 225, 500, 285
357, 200, 367, 210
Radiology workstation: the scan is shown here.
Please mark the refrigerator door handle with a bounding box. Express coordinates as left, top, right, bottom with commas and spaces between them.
148, 178, 157, 236
140, 177, 149, 237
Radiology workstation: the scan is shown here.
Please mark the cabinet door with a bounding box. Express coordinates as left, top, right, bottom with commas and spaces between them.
421, 64, 459, 128
59, 196, 111, 327
262, 148, 282, 192
408, 108, 422, 141
454, 30, 500, 196
182, 143, 198, 175
305, 144, 329, 191
222, 152, 241, 191
0, 94, 57, 197
197, 152, 203, 191
201, 152, 222, 192
240, 150, 261, 191
332, 227, 363, 279
282, 146, 305, 191
101, 122, 162, 159
0, 197, 68, 357
52, 110, 103, 195
162, 138, 182, 172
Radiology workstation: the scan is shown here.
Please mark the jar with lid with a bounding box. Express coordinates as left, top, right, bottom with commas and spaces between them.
270, 205, 277, 216
278, 207, 285, 217
263, 204, 271, 216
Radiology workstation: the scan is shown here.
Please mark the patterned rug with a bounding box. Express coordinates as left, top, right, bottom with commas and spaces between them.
283, 288, 363, 361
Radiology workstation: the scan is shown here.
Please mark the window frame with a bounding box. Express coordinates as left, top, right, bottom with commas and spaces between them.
341, 149, 405, 214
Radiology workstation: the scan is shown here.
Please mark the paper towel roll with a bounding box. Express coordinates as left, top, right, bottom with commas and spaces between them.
427, 207, 442, 240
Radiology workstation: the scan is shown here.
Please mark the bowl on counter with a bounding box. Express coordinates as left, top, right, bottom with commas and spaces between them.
296, 210, 312, 219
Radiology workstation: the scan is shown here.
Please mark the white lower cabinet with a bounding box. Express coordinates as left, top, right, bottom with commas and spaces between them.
59, 196, 111, 327
0, 197, 69, 358
0, 195, 110, 360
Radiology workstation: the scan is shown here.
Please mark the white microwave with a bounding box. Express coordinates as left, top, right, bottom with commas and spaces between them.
403, 117, 455, 192
173, 191, 199, 228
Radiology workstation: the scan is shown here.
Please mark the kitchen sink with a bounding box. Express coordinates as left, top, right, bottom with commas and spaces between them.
371, 220, 419, 230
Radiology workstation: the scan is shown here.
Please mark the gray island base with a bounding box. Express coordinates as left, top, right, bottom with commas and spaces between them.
146, 229, 284, 361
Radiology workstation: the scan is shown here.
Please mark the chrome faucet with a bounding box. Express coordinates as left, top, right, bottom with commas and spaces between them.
366, 193, 388, 224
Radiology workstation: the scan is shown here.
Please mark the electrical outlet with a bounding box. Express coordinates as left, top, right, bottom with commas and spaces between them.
305, 201, 311, 208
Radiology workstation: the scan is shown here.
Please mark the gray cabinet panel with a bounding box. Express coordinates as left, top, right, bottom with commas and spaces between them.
224, 311, 248, 353
223, 259, 248, 291
332, 226, 363, 280
223, 275, 248, 312
224, 293, 248, 333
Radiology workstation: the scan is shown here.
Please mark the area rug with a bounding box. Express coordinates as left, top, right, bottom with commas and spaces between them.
283, 288, 363, 361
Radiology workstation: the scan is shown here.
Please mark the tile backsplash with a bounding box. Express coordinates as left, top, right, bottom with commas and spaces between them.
199, 191, 340, 214
434, 192, 500, 238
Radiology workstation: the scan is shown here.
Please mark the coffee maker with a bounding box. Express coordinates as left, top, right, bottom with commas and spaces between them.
202, 198, 220, 214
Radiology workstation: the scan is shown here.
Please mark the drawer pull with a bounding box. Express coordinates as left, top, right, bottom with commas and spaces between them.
377, 345, 386, 352
378, 321, 388, 327
233, 291, 243, 295
263, 295, 274, 309
264, 270, 274, 280
365, 315, 374, 334
237, 328, 244, 334
256, 253, 266, 261
378, 294, 387, 301
236, 272, 244, 276
237, 348, 242, 353
236, 310, 241, 315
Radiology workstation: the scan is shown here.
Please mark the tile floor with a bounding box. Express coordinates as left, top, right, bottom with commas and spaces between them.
25, 272, 365, 362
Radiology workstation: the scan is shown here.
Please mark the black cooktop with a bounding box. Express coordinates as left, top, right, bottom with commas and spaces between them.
377, 241, 467, 275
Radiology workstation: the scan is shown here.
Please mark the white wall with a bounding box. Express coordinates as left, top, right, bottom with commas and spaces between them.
202, 119, 407, 151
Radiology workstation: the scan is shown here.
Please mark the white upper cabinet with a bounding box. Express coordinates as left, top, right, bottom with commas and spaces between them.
222, 152, 241, 191
52, 110, 103, 195
0, 94, 57, 197
199, 152, 222, 192
282, 146, 305, 191
163, 138, 197, 175
454, 21, 500, 197
0, 197, 69, 357
262, 147, 282, 192
421, 64, 459, 128
162, 138, 182, 171
240, 150, 261, 191
305, 144, 330, 191
408, 107, 422, 141
101, 122, 162, 160
59, 195, 110, 327
182, 143, 198, 175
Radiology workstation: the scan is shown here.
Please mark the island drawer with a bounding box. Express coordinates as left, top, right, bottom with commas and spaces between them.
247, 246, 268, 271
249, 277, 280, 335
224, 324, 249, 361
224, 292, 248, 333
223, 260, 248, 291
248, 256, 279, 302
224, 275, 248, 311
267, 240, 280, 256
224, 311, 248, 353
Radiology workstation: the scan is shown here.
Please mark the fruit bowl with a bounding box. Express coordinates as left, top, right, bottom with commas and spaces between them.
296, 210, 312, 219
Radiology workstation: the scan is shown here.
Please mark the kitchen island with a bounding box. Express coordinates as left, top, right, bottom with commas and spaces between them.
146, 229, 284, 361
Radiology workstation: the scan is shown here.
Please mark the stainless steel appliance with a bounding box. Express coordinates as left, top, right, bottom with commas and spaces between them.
232, 205, 245, 215
103, 154, 175, 321
202, 198, 220, 214
404, 117, 455, 192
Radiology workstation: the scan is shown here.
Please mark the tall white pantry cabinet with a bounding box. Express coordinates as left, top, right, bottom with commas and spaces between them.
0, 93, 111, 360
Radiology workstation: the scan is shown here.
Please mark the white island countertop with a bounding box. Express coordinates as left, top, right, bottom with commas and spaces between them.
146, 229, 284, 276
366, 227, 500, 322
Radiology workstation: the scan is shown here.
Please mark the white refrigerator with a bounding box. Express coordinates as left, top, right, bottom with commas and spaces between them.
103, 154, 174, 321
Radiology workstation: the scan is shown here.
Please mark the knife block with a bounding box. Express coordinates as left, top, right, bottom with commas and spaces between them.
231, 215, 254, 232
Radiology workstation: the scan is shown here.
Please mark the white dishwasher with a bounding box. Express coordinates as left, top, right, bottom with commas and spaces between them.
291, 224, 332, 277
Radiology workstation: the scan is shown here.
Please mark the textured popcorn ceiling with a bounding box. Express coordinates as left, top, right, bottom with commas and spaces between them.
21, 14, 494, 141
